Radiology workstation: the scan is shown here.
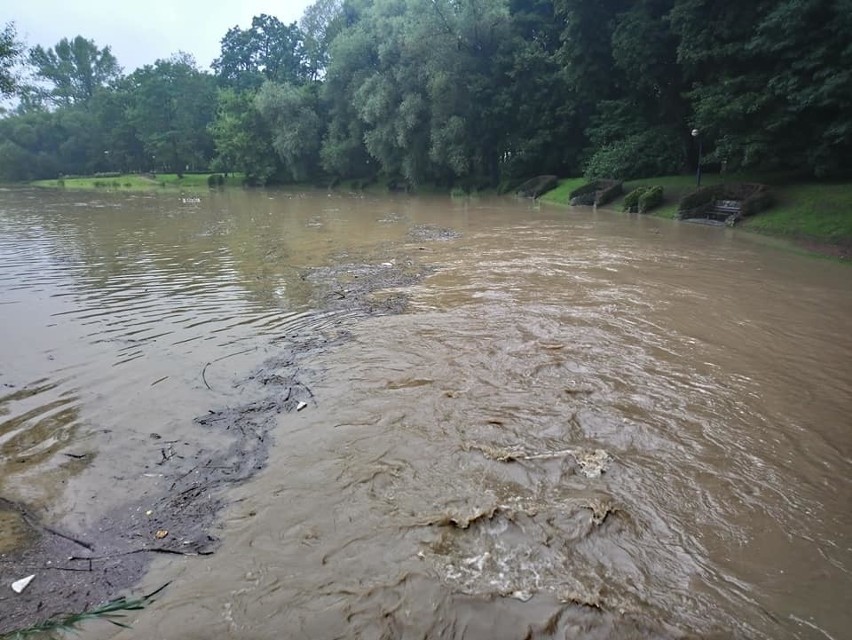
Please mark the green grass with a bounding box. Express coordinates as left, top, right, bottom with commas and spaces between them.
739, 182, 852, 242
537, 177, 588, 206
537, 171, 852, 248
0, 583, 169, 639
31, 173, 245, 191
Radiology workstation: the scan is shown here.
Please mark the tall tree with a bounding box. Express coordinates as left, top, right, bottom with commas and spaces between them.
212, 15, 307, 90
209, 88, 279, 184
1, 22, 24, 98
28, 36, 121, 106
671, 0, 852, 176
127, 54, 216, 175
255, 81, 323, 181
300, 0, 345, 80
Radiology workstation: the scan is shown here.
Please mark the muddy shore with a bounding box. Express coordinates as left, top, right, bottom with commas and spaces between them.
0, 230, 445, 634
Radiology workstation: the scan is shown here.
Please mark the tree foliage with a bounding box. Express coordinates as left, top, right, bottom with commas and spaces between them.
1, 1, 850, 184
126, 54, 216, 176
28, 36, 121, 106
1, 22, 24, 98
212, 14, 307, 90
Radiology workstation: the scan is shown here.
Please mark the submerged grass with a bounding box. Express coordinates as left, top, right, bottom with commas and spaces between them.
32, 174, 245, 192
0, 583, 169, 640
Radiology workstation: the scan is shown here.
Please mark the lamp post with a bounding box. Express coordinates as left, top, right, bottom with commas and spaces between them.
691, 128, 702, 188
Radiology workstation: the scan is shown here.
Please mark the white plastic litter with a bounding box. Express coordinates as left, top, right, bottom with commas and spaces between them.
11, 575, 35, 594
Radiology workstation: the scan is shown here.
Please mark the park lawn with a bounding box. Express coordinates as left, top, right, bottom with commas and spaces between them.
537, 172, 852, 247
537, 177, 588, 206
32, 173, 245, 191
739, 181, 852, 242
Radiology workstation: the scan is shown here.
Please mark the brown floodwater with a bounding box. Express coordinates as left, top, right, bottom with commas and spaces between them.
1, 187, 850, 639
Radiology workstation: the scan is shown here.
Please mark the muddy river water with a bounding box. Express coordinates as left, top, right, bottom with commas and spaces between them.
0, 188, 850, 639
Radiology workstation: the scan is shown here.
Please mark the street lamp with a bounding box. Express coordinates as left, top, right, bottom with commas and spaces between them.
691, 128, 702, 188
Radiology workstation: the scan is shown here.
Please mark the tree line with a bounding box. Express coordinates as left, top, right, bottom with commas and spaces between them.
1, 0, 850, 188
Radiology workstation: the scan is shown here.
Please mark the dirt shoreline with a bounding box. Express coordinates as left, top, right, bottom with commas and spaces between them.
0, 232, 445, 634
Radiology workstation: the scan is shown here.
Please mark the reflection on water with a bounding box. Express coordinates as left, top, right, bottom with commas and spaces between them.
0, 188, 850, 638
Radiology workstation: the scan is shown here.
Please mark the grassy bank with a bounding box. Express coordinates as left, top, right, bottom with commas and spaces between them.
539, 173, 852, 252
31, 173, 245, 191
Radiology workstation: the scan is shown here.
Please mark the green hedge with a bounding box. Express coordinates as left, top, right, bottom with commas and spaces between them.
515, 175, 558, 198
207, 173, 225, 187
569, 182, 600, 199
638, 185, 664, 213
678, 185, 722, 212
569, 179, 623, 206
623, 186, 649, 212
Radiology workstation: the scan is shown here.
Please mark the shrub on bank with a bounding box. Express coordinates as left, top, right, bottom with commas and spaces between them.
638, 186, 664, 213
678, 185, 721, 212
569, 179, 623, 206
623, 186, 649, 212
207, 174, 225, 187
515, 175, 558, 198
677, 183, 772, 221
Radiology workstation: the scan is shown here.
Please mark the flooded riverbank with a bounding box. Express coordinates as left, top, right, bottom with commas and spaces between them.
1, 189, 850, 638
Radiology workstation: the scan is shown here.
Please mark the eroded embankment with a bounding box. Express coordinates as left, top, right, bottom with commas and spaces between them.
0, 235, 443, 634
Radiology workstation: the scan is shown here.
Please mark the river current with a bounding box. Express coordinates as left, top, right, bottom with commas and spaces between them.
0, 188, 849, 639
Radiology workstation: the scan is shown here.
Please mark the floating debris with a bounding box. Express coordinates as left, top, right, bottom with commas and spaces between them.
154, 529, 168, 539
296, 401, 308, 411
574, 449, 612, 478
11, 575, 35, 594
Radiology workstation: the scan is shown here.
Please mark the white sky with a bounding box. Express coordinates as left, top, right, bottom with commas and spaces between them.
7, 0, 314, 73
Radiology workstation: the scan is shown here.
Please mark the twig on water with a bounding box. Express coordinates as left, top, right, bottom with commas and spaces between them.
201, 362, 212, 391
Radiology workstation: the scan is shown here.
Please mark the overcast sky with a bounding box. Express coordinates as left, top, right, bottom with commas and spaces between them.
8, 0, 314, 73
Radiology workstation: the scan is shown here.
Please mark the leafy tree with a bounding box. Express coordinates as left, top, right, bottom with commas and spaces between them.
300, 0, 346, 80
255, 81, 323, 181
127, 54, 216, 175
212, 15, 307, 90
209, 88, 279, 183
1, 22, 24, 98
671, 0, 852, 176
28, 36, 122, 106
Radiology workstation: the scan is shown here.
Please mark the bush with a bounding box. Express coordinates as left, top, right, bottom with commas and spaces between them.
207, 173, 225, 187
678, 185, 722, 212
637, 185, 664, 213
94, 171, 122, 178
584, 128, 683, 181
569, 179, 623, 206
677, 183, 772, 220
597, 180, 623, 205
515, 175, 558, 198
569, 182, 599, 200
623, 186, 649, 212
